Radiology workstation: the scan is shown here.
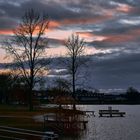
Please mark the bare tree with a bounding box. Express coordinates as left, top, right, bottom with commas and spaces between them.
64, 34, 87, 109
55, 78, 71, 92
3, 9, 49, 110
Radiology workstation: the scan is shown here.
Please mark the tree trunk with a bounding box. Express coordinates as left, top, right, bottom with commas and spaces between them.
72, 71, 76, 110
29, 87, 33, 111
29, 63, 34, 111
29, 75, 34, 111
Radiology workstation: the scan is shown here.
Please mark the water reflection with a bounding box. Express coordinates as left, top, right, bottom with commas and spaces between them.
59, 105, 140, 140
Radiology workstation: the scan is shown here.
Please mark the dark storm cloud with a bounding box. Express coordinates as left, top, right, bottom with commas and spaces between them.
0, 0, 105, 30
44, 50, 140, 90
74, 50, 140, 90
0, 17, 17, 30
93, 18, 140, 35
1, 0, 135, 30
89, 39, 140, 49
89, 52, 140, 89
0, 0, 138, 30
0, 1, 72, 29
47, 38, 64, 47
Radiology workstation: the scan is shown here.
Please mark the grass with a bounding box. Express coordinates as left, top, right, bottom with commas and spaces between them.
0, 105, 46, 131
0, 117, 43, 130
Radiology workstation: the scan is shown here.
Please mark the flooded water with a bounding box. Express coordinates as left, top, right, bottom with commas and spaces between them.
60, 105, 140, 140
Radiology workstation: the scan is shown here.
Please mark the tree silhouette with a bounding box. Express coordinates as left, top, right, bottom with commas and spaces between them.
3, 9, 50, 110
0, 73, 16, 104
64, 34, 87, 109
0, 73, 10, 104
126, 87, 140, 102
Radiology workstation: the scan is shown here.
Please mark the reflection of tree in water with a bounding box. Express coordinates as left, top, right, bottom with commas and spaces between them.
44, 108, 88, 136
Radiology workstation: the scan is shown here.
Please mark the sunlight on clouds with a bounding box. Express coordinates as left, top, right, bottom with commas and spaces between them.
46, 45, 100, 57
0, 48, 11, 63
77, 32, 107, 42
0, 69, 11, 74
119, 18, 140, 25
110, 1, 133, 13
103, 28, 140, 43
49, 20, 61, 29
116, 5, 132, 13
47, 30, 73, 40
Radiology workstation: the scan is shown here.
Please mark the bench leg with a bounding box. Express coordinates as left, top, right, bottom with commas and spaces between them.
99, 114, 102, 117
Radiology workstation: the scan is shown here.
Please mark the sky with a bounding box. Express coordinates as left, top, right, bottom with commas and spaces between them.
0, 0, 140, 91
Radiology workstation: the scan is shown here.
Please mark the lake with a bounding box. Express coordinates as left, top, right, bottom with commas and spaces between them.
60, 105, 140, 140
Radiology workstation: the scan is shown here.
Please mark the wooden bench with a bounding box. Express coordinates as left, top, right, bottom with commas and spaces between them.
99, 109, 125, 117
99, 110, 119, 113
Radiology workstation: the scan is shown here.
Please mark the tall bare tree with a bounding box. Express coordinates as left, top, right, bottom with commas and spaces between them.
3, 9, 49, 110
64, 34, 87, 109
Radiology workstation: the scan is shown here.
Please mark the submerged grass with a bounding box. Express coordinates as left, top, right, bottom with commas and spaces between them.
0, 104, 84, 128
0, 105, 44, 131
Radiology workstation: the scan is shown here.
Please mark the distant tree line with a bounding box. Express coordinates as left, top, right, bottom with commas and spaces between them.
35, 86, 140, 105
0, 72, 140, 105
0, 73, 28, 104
125, 87, 140, 103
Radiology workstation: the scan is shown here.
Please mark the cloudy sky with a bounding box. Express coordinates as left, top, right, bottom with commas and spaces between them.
0, 0, 140, 91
